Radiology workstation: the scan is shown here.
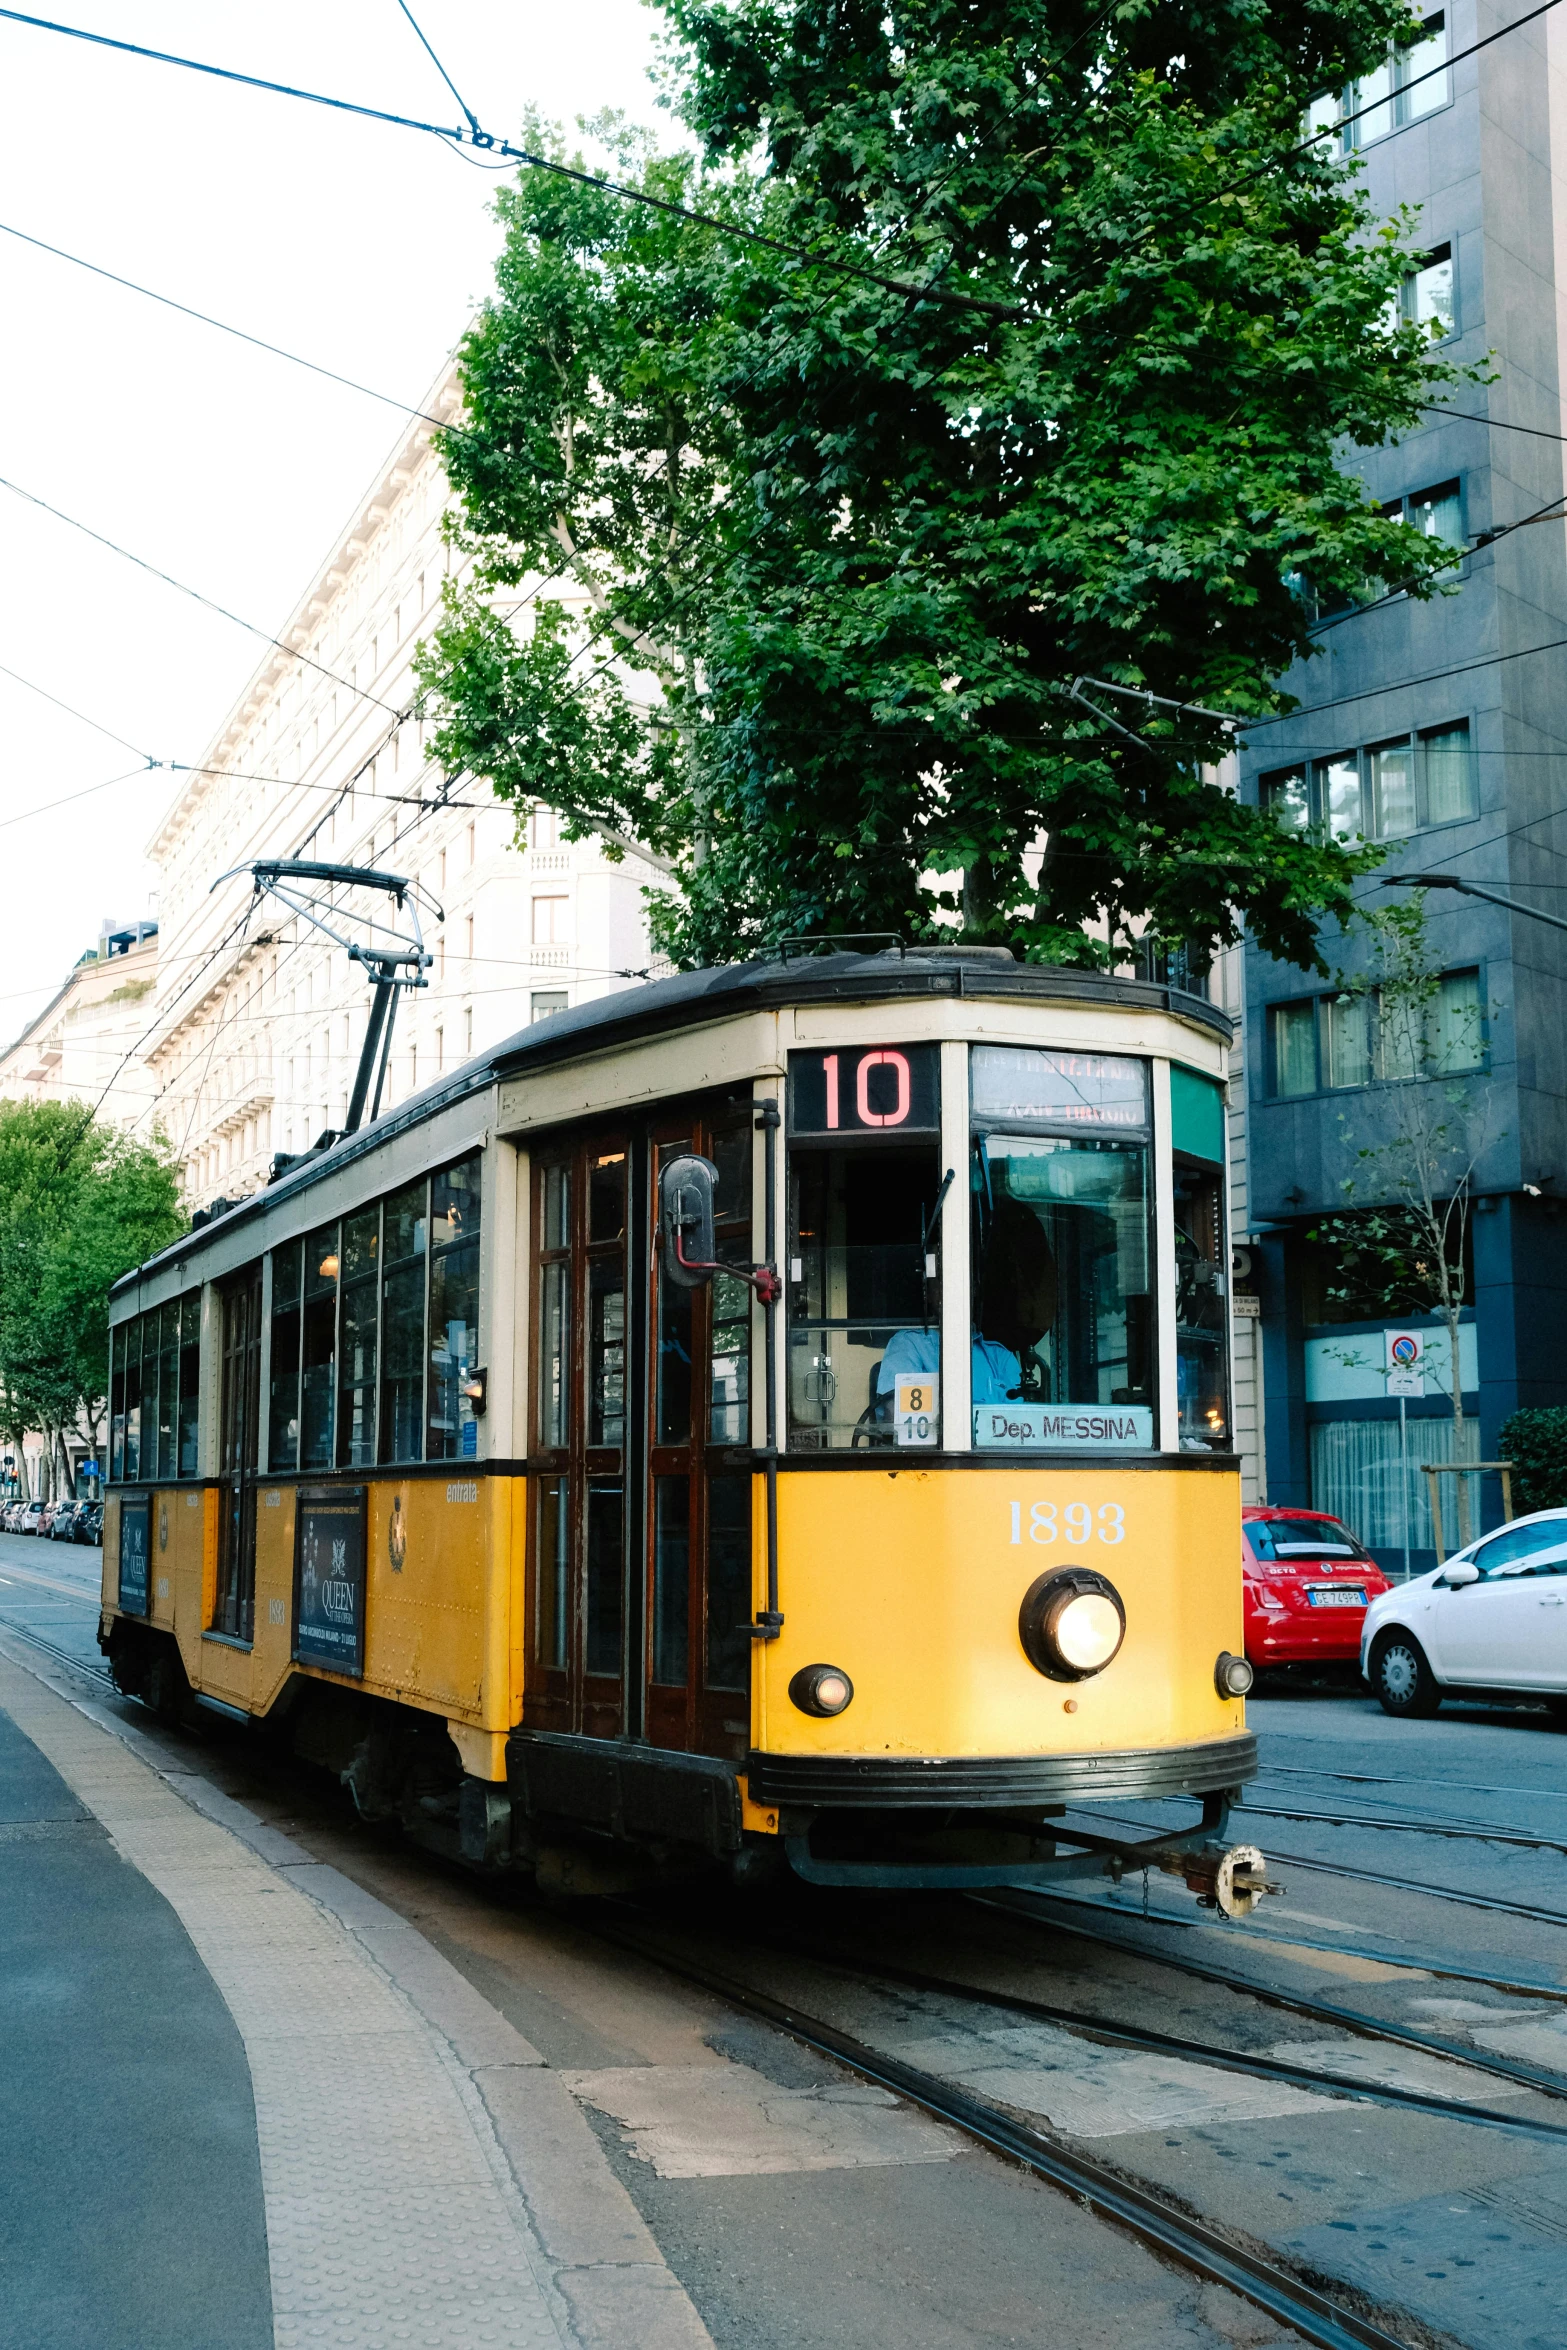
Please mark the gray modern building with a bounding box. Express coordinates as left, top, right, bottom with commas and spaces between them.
1237, 2, 1567, 1569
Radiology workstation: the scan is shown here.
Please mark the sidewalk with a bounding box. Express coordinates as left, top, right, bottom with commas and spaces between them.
0, 1647, 713, 2350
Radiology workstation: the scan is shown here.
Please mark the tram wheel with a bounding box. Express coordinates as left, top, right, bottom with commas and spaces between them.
1370, 1631, 1442, 1719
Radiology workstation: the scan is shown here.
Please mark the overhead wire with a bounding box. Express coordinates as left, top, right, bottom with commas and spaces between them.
0, 470, 404, 718
0, 216, 463, 433
0, 7, 1016, 319
0, 657, 166, 763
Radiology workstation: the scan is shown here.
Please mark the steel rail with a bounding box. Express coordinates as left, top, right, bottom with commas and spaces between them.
588, 1913, 1425, 2350
981, 1893, 1567, 2096
1053, 1799, 1567, 1929
1263, 1843, 1567, 1927
1259, 1760, 1567, 1807
0, 1618, 114, 1690
663, 1921, 1567, 2139
1237, 1799, 1567, 1856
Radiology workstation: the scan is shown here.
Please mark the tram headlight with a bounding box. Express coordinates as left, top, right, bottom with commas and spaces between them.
789, 1663, 855, 1718
1215, 1651, 1254, 1698
1018, 1570, 1126, 1682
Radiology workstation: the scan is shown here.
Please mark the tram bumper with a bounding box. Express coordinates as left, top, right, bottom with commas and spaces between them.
751, 1734, 1272, 1909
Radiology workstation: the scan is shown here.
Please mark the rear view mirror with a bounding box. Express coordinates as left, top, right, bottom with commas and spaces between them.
659, 1154, 720, 1288
1440, 1559, 1480, 1587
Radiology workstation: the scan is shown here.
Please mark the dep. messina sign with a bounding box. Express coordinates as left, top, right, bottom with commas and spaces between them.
294, 1485, 368, 1676
974, 1405, 1154, 1449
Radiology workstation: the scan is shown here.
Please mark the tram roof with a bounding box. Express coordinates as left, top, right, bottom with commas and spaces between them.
114, 949, 1230, 1292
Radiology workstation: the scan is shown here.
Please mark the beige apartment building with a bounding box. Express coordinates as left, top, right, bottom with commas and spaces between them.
0, 919, 160, 1130
142, 362, 656, 1213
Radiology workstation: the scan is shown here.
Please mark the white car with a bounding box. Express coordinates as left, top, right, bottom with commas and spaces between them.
1361, 1507, 1567, 1717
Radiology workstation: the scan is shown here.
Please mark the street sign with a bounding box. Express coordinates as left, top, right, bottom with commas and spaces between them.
1385, 1329, 1426, 1397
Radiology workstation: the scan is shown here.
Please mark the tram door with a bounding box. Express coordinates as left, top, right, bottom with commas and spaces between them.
526, 1102, 753, 1759
214, 1265, 262, 1642
647, 1104, 754, 1760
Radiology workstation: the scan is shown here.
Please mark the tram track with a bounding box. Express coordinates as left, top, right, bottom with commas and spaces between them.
1058, 1801, 1567, 1929
1237, 1799, 1567, 1856
0, 1617, 114, 1692
981, 1893, 1567, 2097
589, 1909, 1442, 2350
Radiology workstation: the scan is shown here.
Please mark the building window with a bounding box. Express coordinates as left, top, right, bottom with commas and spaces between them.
1379, 967, 1484, 1079
532, 895, 569, 945
1259, 719, 1474, 845
531, 991, 568, 1022
1269, 968, 1483, 1098
1398, 243, 1455, 338
1323, 991, 1372, 1090
1313, 16, 1448, 152
1270, 1001, 1318, 1098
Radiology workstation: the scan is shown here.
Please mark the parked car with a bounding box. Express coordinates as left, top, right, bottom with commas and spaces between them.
15, 1503, 43, 1534
49, 1502, 84, 1542
1243, 1505, 1391, 1671
1362, 1507, 1567, 1717
76, 1502, 103, 1547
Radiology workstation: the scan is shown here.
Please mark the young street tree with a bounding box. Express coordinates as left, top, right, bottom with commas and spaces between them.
0, 1104, 183, 1496
421, 0, 1465, 970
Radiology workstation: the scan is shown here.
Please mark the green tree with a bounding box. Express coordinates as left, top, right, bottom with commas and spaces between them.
0, 1104, 183, 1494
421, 2, 1466, 969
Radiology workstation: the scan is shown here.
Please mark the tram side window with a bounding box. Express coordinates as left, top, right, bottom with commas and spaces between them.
269, 1240, 303, 1471
301, 1226, 338, 1469
380, 1180, 427, 1464
110, 1293, 203, 1483
1174, 1159, 1230, 1449
428, 1154, 482, 1460
970, 1047, 1153, 1448
786, 1043, 944, 1450
338, 1207, 380, 1469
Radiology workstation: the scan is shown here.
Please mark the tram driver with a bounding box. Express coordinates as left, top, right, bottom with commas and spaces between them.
875, 1199, 1059, 1406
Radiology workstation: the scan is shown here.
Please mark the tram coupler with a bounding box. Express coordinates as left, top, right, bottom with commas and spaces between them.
1155, 1841, 1284, 1921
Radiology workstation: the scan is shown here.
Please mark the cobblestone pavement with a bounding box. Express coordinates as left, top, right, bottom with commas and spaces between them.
0, 1646, 714, 2350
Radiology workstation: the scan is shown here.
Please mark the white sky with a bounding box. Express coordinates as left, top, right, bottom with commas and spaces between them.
0, 0, 663, 1041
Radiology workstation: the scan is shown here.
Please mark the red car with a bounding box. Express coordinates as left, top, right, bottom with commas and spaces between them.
1242, 1505, 1391, 1669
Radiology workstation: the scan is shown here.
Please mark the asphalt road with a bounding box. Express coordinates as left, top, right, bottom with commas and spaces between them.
4, 1536, 1567, 2350
0, 1686, 271, 2349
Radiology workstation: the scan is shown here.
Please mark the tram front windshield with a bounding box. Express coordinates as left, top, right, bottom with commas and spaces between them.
972, 1136, 1151, 1413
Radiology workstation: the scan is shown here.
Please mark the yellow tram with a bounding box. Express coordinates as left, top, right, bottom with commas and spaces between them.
99, 949, 1262, 1907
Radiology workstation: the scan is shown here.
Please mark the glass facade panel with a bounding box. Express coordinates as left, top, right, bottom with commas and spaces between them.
1324, 992, 1372, 1090
1271, 1001, 1317, 1097
1430, 969, 1483, 1071
1261, 768, 1309, 834
1421, 722, 1474, 825
1319, 755, 1362, 842
1368, 738, 1416, 839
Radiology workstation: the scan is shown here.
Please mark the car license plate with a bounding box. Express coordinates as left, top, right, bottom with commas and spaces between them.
1307, 1586, 1365, 1607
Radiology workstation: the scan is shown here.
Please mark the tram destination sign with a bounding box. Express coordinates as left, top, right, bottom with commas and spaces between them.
294, 1485, 368, 1676
117, 1493, 151, 1614
789, 1043, 939, 1136
975, 1404, 1154, 1449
